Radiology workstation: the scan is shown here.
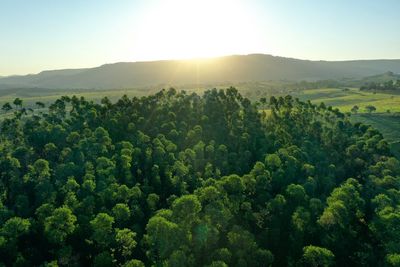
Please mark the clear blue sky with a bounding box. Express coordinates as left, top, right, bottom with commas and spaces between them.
1, 0, 399, 75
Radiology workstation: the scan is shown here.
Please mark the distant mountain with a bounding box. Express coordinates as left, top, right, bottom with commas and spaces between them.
1, 54, 400, 89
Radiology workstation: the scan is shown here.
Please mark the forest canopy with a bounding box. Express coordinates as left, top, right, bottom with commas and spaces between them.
0, 88, 399, 267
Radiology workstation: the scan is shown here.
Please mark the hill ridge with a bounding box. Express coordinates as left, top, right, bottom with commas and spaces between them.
1, 54, 400, 89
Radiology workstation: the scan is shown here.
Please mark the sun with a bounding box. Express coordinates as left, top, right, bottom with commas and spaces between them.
130, 0, 264, 61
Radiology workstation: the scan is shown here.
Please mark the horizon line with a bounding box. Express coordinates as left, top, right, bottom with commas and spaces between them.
2, 53, 400, 77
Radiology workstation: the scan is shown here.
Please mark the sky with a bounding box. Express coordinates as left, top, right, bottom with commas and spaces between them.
1, 0, 399, 76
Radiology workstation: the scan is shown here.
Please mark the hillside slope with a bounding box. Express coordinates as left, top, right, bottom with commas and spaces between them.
1, 54, 400, 89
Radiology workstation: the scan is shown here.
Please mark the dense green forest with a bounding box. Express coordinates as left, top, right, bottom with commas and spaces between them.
1, 88, 400, 266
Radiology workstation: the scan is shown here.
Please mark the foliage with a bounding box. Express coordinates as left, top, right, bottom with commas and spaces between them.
0, 88, 398, 266
360, 80, 400, 91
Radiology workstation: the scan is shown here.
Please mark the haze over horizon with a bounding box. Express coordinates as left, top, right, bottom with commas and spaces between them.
2, 0, 400, 76
3, 53, 400, 78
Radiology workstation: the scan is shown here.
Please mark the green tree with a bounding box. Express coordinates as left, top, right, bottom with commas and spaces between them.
351, 105, 359, 114
122, 259, 145, 267
115, 228, 137, 259
35, 101, 45, 110
112, 203, 130, 226
44, 207, 77, 244
2, 217, 30, 240
302, 245, 334, 267
13, 98, 23, 109
365, 105, 376, 114
145, 215, 181, 261
90, 213, 115, 247
2, 102, 12, 113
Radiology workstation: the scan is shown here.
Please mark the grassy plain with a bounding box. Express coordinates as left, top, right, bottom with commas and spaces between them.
293, 88, 400, 113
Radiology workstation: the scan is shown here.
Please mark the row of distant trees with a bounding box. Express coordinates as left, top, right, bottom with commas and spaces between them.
351, 105, 399, 114
0, 98, 387, 116
1, 98, 45, 114
351, 105, 376, 114
360, 80, 400, 91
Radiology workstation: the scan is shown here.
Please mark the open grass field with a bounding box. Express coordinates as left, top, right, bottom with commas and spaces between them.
293, 88, 400, 113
